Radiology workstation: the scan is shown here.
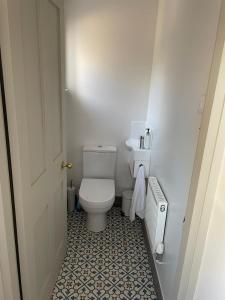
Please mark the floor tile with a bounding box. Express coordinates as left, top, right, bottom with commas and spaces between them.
52, 208, 157, 299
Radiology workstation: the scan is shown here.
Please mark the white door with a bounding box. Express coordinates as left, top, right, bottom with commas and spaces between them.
0, 0, 68, 299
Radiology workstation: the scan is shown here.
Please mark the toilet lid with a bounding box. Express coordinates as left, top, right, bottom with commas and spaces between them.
79, 178, 115, 203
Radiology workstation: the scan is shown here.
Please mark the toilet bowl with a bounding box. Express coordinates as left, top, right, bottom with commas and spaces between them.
79, 145, 117, 232
79, 178, 115, 232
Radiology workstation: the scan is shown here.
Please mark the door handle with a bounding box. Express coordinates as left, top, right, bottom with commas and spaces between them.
61, 161, 73, 169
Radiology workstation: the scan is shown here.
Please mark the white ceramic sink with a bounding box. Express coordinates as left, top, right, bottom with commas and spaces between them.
125, 139, 151, 161
125, 138, 139, 151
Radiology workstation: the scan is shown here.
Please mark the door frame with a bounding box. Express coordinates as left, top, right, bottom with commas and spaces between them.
176, 0, 225, 298
0, 0, 34, 297
0, 57, 21, 299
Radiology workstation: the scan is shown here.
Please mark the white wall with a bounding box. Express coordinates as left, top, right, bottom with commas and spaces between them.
146, 0, 221, 299
65, 0, 158, 194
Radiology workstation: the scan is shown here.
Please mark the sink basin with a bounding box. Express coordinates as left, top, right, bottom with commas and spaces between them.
125, 139, 151, 160
125, 139, 151, 178
125, 138, 139, 151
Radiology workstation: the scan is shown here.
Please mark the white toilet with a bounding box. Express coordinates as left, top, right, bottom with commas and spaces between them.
79, 145, 117, 232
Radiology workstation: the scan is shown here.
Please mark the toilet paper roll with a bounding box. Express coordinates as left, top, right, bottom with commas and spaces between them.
67, 186, 75, 213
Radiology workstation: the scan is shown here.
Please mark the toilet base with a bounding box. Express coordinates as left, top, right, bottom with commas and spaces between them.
87, 212, 107, 232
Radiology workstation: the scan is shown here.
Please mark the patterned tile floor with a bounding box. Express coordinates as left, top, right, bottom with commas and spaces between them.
52, 208, 157, 300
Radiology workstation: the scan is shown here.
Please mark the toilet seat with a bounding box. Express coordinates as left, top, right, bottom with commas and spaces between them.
79, 178, 115, 208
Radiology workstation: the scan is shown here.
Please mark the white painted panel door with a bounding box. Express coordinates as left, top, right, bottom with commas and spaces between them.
2, 0, 67, 299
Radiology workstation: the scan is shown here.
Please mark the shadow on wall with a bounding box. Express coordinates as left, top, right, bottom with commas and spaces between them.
65, 0, 158, 194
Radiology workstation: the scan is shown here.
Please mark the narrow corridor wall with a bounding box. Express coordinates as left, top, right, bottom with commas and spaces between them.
146, 0, 221, 298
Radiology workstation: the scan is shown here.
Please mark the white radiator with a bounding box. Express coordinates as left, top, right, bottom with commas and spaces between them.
145, 177, 168, 253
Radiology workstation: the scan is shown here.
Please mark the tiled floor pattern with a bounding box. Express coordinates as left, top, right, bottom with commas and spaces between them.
52, 208, 157, 300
